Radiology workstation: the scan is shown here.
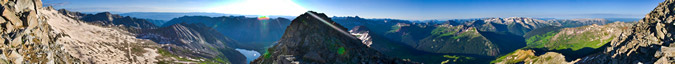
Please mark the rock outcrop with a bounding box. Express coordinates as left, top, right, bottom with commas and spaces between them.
574, 0, 675, 63
47, 8, 170, 63
54, 4, 249, 64
0, 0, 80, 63
493, 50, 569, 64
349, 26, 373, 47
251, 11, 413, 64
0, 0, 231, 63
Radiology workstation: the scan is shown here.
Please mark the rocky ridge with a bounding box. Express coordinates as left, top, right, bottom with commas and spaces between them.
527, 22, 633, 50
0, 0, 78, 63
467, 17, 553, 36
0, 0, 226, 63
159, 16, 292, 52
136, 23, 246, 64
58, 9, 158, 29
251, 11, 413, 64
550, 18, 613, 27
493, 50, 569, 64
575, 0, 675, 63
493, 22, 634, 64
349, 26, 373, 47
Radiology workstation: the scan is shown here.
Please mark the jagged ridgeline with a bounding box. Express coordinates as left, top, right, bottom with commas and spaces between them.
158, 15, 292, 52
492, 22, 633, 64
330, 14, 624, 63
251, 11, 415, 64
3, 0, 670, 63
0, 0, 73, 63
0, 0, 249, 63
494, 0, 675, 63
577, 0, 675, 63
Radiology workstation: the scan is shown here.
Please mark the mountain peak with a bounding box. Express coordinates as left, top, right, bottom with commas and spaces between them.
252, 11, 413, 64
293, 11, 357, 39
576, 0, 675, 63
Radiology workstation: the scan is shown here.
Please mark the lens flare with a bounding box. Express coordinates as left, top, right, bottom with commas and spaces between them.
258, 15, 270, 20
306, 12, 357, 39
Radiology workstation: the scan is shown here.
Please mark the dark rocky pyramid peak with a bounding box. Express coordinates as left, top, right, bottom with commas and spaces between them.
289, 11, 357, 40
252, 11, 414, 64
94, 12, 113, 15
92, 12, 126, 18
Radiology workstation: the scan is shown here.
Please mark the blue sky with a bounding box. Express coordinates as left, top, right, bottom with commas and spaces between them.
44, 0, 663, 20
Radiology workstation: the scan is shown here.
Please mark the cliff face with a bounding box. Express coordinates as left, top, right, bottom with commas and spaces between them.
576, 0, 675, 63
1, 0, 164, 63
251, 11, 413, 64
0, 0, 233, 63
349, 26, 373, 47
0, 0, 78, 63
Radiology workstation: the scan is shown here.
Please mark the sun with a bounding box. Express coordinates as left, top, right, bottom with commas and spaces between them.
209, 0, 308, 16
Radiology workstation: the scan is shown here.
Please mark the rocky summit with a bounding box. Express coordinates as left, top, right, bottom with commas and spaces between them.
251, 11, 414, 64
0, 0, 75, 63
0, 0, 241, 63
493, 0, 675, 63
575, 0, 675, 63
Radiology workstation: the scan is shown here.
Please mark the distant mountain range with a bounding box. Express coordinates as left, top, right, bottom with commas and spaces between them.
252, 11, 414, 64
57, 9, 248, 64
160, 16, 292, 52
6, 0, 673, 63
330, 16, 636, 63
118, 12, 297, 21
50, 9, 642, 63
46, 4, 649, 64
104, 12, 639, 63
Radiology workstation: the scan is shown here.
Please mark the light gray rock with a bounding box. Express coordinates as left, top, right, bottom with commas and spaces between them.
576, 0, 675, 64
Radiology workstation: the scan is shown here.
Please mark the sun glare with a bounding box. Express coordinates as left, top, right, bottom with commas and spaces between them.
210, 0, 308, 16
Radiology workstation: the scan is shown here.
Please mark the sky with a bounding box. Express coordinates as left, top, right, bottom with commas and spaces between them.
43, 0, 664, 20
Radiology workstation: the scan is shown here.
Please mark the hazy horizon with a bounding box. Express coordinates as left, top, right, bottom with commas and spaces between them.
44, 0, 661, 20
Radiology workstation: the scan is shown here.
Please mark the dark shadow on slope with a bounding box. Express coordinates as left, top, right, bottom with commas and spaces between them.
491, 22, 511, 32
527, 42, 612, 62
523, 26, 563, 38
369, 34, 495, 64
135, 23, 246, 64
477, 31, 526, 55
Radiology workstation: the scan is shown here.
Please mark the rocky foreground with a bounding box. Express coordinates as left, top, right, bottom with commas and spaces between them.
0, 0, 247, 63
0, 0, 182, 63
0, 0, 76, 63
576, 0, 675, 63
496, 0, 675, 64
